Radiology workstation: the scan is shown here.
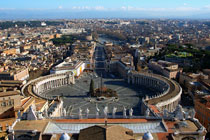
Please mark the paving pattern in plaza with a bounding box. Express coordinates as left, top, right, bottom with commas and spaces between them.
45, 73, 157, 117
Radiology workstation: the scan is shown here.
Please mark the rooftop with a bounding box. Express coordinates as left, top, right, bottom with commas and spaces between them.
12, 118, 203, 140
79, 125, 134, 140
13, 120, 49, 132
195, 95, 210, 108
165, 119, 200, 134
0, 91, 20, 97
43, 119, 167, 134
52, 58, 83, 71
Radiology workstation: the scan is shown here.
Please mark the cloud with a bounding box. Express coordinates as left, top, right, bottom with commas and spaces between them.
71, 6, 106, 11
204, 5, 210, 10
120, 6, 200, 12
94, 6, 106, 11
174, 7, 200, 11
0, 8, 16, 10
0, 5, 204, 13
72, 6, 91, 10
121, 6, 127, 11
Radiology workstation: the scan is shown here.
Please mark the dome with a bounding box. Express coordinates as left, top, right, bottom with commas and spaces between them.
59, 133, 70, 140
143, 132, 153, 140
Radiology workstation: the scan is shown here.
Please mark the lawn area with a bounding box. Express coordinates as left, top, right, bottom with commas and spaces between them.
166, 51, 193, 58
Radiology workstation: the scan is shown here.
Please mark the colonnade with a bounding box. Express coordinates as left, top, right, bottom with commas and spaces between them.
155, 80, 182, 112
34, 75, 74, 95
128, 72, 182, 112
21, 72, 75, 100
157, 99, 180, 112
128, 73, 169, 93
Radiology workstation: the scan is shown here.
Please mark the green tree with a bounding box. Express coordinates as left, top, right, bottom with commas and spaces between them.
89, 79, 95, 96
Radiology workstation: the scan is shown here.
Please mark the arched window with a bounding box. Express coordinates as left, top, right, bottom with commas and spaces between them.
182, 137, 196, 140
17, 134, 32, 140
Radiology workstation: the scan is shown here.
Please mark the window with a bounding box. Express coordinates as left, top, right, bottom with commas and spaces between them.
6, 124, 9, 130
0, 125, 2, 132
17, 134, 32, 140
182, 137, 196, 140
8, 100, 13, 106
2, 102, 6, 107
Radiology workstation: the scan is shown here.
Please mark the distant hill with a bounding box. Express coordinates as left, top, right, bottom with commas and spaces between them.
0, 10, 210, 20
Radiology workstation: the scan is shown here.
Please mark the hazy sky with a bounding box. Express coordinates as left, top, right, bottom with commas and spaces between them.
1, 0, 210, 11
0, 0, 210, 19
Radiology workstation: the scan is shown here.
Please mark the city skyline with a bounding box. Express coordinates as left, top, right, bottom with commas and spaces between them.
1, 0, 210, 19
0, 5, 209, 138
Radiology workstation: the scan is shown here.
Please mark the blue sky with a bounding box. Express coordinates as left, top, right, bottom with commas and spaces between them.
0, 0, 210, 19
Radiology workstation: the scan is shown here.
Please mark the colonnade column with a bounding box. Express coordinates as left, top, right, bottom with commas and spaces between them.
33, 73, 75, 96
